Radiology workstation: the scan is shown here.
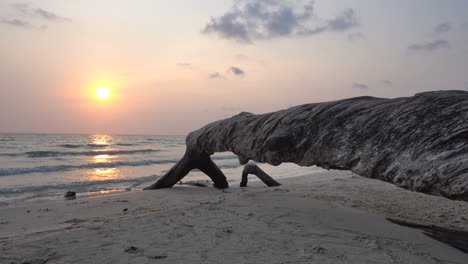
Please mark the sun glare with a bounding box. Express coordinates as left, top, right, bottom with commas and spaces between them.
96, 87, 110, 99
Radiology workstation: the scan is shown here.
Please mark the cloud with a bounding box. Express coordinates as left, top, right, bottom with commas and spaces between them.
0, 18, 46, 30
433, 22, 451, 34
348, 32, 364, 42
202, 0, 358, 43
209, 66, 245, 79
408, 39, 450, 52
2, 3, 69, 30
327, 9, 358, 31
35, 8, 70, 22
1, 18, 29, 27
352, 83, 369, 89
209, 72, 225, 79
228, 66, 245, 76
176, 63, 193, 70
381, 80, 393, 86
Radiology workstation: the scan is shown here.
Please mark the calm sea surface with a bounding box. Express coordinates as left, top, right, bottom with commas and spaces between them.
0, 134, 324, 206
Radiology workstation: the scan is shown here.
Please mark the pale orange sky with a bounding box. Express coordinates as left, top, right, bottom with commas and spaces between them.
1, 0, 467, 134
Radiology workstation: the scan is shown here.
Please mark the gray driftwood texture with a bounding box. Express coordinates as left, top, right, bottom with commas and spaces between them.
146, 90, 468, 201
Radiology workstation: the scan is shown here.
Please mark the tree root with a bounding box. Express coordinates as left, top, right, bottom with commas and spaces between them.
240, 164, 281, 187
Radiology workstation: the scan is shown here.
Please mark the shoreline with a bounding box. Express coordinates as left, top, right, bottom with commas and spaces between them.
1, 170, 467, 263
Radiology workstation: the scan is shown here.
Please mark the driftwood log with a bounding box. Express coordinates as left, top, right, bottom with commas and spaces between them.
145, 90, 468, 201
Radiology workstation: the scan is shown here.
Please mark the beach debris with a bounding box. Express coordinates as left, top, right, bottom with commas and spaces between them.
124, 246, 140, 253
145, 91, 468, 201
312, 245, 326, 254
64, 191, 76, 200
223, 227, 233, 234
387, 217, 468, 254
147, 254, 168, 259
145, 249, 168, 259
241, 164, 281, 187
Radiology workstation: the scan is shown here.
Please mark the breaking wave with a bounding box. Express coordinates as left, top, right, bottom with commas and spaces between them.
0, 149, 163, 158
0, 156, 240, 176
0, 159, 178, 176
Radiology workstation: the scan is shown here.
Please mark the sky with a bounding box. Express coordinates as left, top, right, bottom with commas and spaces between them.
1, 0, 467, 135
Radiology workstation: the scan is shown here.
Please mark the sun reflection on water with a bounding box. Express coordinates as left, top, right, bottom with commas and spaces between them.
85, 134, 124, 181
89, 134, 113, 147
88, 167, 121, 181
96, 189, 119, 194
94, 154, 113, 163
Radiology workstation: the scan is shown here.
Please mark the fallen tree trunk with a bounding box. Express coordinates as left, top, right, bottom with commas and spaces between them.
145, 90, 468, 201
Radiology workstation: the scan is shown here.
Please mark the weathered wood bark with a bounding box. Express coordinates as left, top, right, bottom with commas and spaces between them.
240, 164, 281, 187
145, 152, 228, 190
146, 90, 468, 201
387, 218, 468, 253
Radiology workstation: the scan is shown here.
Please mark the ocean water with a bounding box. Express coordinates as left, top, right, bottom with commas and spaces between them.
0, 134, 324, 206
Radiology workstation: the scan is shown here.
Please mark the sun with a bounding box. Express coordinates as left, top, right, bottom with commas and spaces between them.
96, 87, 110, 99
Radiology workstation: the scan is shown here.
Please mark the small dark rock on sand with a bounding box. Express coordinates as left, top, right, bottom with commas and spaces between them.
64, 191, 76, 200
124, 246, 140, 253
313, 246, 326, 254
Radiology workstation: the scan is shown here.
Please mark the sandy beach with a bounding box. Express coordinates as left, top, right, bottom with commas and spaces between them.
1, 170, 467, 264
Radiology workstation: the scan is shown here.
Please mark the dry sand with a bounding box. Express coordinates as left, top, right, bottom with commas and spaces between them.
1, 170, 467, 263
